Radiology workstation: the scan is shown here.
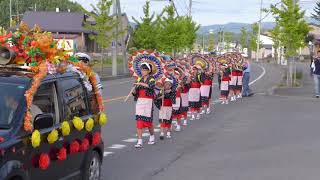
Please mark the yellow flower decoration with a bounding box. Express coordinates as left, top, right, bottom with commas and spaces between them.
47, 129, 59, 144
61, 121, 71, 136
99, 113, 108, 126
31, 130, 41, 148
72, 117, 84, 131
85, 118, 94, 132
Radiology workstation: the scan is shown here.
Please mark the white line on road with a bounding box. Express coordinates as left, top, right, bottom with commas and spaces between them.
154, 128, 161, 132
104, 80, 134, 87
249, 64, 266, 86
122, 138, 138, 143
108, 144, 127, 149
142, 133, 150, 137
103, 151, 114, 157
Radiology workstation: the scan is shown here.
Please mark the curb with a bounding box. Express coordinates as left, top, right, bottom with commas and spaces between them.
100, 74, 131, 81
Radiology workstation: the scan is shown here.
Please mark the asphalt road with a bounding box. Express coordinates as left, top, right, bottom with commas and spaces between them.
98, 63, 320, 180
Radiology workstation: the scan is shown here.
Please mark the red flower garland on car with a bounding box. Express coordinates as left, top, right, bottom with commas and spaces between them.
92, 132, 101, 147
70, 140, 80, 154
80, 138, 90, 152
24, 61, 48, 131
57, 147, 67, 161
39, 153, 50, 170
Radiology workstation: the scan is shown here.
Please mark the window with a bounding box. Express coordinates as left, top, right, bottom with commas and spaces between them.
60, 78, 88, 120
32, 82, 59, 125
0, 82, 26, 128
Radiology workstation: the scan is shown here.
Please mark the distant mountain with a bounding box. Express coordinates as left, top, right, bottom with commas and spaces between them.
198, 17, 319, 34
128, 17, 319, 34
198, 22, 275, 34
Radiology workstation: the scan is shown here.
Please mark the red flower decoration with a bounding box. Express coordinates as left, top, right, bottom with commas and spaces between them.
39, 153, 50, 170
80, 138, 90, 152
92, 132, 101, 147
70, 140, 80, 154
57, 147, 67, 161
0, 137, 4, 143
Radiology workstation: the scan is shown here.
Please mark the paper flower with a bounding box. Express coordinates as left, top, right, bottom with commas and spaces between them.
70, 140, 80, 154
57, 147, 67, 161
47, 129, 58, 144
39, 153, 50, 170
80, 138, 90, 152
72, 117, 84, 131
92, 132, 101, 147
99, 113, 108, 126
61, 121, 71, 136
85, 118, 94, 132
31, 130, 41, 148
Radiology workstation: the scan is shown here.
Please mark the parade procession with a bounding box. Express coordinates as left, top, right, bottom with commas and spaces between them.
1, 0, 319, 179
127, 50, 247, 148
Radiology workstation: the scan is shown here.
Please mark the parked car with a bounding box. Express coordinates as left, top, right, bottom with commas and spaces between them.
0, 66, 104, 180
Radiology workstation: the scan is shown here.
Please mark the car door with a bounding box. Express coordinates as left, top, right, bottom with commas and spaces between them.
27, 80, 69, 180
56, 76, 92, 177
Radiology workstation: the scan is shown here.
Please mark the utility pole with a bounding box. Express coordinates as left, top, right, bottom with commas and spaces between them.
112, 0, 118, 76
189, 0, 192, 17
292, 0, 296, 87
256, 0, 263, 62
116, 0, 128, 74
9, 0, 12, 27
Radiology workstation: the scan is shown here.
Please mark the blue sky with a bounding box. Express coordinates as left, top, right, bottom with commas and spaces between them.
75, 0, 316, 26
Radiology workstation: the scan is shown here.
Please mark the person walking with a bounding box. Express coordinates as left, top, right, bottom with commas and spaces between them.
242, 59, 252, 97
132, 63, 156, 148
311, 51, 320, 98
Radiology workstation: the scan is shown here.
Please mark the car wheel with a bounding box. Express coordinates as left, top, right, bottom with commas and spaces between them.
83, 151, 101, 180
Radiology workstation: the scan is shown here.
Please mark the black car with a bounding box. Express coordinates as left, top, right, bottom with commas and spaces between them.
0, 67, 104, 180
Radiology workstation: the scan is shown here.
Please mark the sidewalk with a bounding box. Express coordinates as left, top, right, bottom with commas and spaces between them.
273, 62, 315, 98
93, 66, 130, 81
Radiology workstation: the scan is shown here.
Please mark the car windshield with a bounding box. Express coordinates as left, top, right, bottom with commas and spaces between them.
0, 82, 26, 128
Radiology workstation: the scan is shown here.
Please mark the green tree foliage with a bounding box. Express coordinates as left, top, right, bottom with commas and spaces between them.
224, 31, 233, 43
84, 0, 119, 50
132, 1, 157, 50
270, 0, 310, 58
0, 0, 83, 28
156, 5, 182, 55
131, 4, 199, 56
239, 27, 248, 50
249, 23, 261, 52
208, 33, 215, 52
312, 1, 320, 23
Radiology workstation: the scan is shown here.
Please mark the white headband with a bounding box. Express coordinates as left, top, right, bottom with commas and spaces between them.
164, 78, 173, 84
141, 62, 151, 71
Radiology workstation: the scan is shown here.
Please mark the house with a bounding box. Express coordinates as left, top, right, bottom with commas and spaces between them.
251, 34, 274, 59
308, 24, 320, 53
21, 10, 96, 53
19, 10, 131, 55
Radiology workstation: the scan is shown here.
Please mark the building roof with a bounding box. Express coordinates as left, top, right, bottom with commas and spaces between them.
21, 11, 91, 34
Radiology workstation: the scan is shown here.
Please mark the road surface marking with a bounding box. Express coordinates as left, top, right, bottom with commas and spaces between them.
249, 64, 266, 86
104, 80, 135, 87
154, 128, 161, 132
123, 138, 138, 143
103, 151, 114, 157
104, 96, 127, 103
108, 144, 127, 149
142, 133, 150, 137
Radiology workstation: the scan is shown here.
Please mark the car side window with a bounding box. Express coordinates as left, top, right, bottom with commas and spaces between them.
60, 78, 89, 120
32, 82, 59, 126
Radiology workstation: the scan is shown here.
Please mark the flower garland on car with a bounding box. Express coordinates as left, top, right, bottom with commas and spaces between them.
0, 23, 108, 169
0, 22, 105, 132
